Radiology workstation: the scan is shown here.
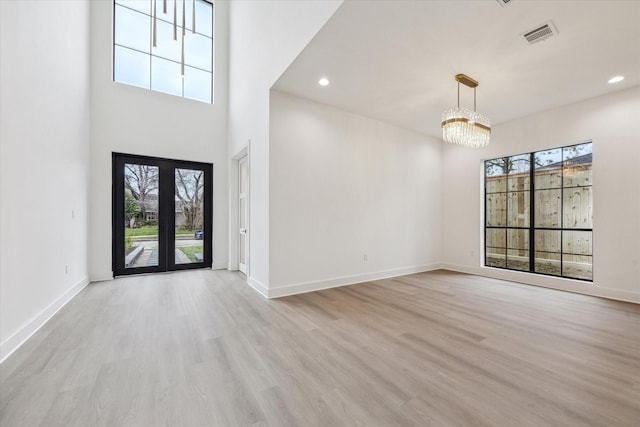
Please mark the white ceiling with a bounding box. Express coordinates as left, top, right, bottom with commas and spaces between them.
272, 0, 640, 139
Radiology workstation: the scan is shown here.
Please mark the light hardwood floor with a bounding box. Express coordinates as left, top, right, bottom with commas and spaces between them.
1, 269, 639, 426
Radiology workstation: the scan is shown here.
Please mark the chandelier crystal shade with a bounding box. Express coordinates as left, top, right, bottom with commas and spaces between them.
441, 74, 491, 148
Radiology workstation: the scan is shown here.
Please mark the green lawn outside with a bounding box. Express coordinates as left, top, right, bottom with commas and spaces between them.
126, 226, 158, 238
175, 232, 196, 240
126, 226, 197, 240
178, 245, 203, 262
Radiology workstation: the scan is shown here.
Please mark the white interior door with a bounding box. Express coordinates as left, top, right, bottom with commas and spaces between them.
238, 156, 248, 274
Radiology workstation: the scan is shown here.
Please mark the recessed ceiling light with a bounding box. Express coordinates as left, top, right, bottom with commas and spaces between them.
608, 76, 624, 84
318, 78, 330, 86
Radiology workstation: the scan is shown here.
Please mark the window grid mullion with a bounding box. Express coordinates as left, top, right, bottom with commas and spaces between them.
529, 152, 535, 272
149, 5, 153, 90
560, 148, 564, 275
504, 166, 509, 266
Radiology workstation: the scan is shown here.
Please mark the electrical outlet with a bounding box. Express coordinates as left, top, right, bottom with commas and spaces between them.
65, 265, 68, 274
470, 250, 475, 257
363, 254, 368, 262
71, 210, 75, 219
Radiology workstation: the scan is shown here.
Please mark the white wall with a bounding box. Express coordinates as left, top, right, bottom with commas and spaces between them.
268, 91, 442, 296
0, 0, 91, 361
89, 0, 230, 280
227, 0, 342, 292
442, 86, 640, 303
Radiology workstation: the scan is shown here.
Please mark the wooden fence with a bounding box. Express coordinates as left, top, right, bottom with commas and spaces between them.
485, 164, 592, 260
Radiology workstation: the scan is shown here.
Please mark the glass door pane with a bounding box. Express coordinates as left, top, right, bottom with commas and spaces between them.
124, 163, 159, 269
175, 168, 204, 264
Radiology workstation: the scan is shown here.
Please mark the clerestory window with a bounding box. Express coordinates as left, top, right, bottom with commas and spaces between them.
113, 0, 214, 103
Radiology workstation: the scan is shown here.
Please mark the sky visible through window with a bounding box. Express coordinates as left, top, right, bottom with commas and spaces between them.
113, 0, 213, 103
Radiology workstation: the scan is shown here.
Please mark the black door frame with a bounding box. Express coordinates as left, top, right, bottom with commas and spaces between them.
112, 153, 213, 276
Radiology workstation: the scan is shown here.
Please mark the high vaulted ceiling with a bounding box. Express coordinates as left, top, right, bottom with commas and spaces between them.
272, 0, 640, 139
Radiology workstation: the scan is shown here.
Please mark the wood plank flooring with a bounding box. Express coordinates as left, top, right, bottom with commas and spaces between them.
1, 269, 639, 426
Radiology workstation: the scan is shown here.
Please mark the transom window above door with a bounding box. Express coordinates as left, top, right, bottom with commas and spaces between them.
113, 0, 214, 103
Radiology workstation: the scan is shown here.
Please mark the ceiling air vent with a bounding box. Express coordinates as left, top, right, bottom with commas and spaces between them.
496, 0, 515, 7
522, 21, 559, 45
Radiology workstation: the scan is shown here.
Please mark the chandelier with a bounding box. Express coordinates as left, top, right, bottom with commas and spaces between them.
152, 0, 198, 76
441, 74, 491, 148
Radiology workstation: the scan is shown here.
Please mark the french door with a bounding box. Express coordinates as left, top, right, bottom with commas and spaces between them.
112, 153, 213, 276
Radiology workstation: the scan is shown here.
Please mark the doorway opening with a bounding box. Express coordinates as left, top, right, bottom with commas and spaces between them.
112, 153, 213, 276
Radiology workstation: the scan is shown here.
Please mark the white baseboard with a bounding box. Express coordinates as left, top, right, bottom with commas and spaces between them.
90, 271, 113, 282
212, 261, 230, 271
441, 263, 640, 304
0, 276, 90, 364
263, 264, 442, 299
248, 276, 269, 298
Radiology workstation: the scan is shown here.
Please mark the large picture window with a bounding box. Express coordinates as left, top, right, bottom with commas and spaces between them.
113, 0, 214, 103
485, 142, 592, 281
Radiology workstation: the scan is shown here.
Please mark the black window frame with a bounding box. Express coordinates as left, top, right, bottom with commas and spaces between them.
484, 142, 593, 282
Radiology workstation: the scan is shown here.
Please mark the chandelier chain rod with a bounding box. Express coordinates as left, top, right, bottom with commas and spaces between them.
173, 0, 177, 40
152, 0, 157, 47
